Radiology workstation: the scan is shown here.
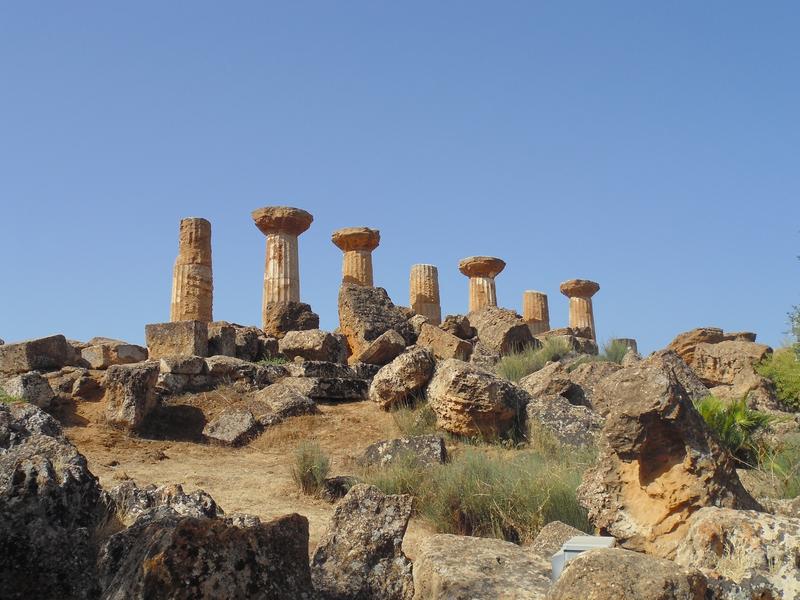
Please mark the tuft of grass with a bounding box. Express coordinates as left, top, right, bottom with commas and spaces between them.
258, 356, 289, 366
694, 396, 775, 465
756, 348, 800, 411
361, 445, 592, 544
0, 389, 25, 404
601, 339, 630, 364
756, 435, 800, 499
291, 441, 330, 495
496, 338, 572, 382
392, 400, 438, 437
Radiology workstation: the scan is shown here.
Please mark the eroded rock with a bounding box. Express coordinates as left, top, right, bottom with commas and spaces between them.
468, 306, 535, 355
262, 301, 320, 339
0, 334, 71, 375
356, 329, 407, 365
416, 323, 472, 361
359, 435, 446, 468
279, 329, 348, 363
1, 371, 55, 408
104, 362, 160, 431
369, 347, 435, 410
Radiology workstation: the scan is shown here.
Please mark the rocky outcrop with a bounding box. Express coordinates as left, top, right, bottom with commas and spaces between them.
279, 329, 348, 363
674, 507, 800, 600
311, 484, 414, 600
262, 301, 320, 339
359, 435, 446, 468
369, 347, 435, 410
693, 340, 771, 386
356, 329, 407, 365
80, 338, 148, 370
1, 371, 55, 408
416, 323, 472, 361
666, 327, 755, 366
427, 359, 528, 438
0, 334, 72, 375
563, 361, 622, 407
412, 534, 551, 600
338, 284, 415, 361
467, 306, 535, 355
440, 314, 475, 340
547, 548, 707, 600
577, 352, 761, 558
104, 362, 160, 431
106, 481, 220, 526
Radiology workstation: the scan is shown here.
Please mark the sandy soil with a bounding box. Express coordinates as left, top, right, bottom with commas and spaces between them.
59, 386, 435, 557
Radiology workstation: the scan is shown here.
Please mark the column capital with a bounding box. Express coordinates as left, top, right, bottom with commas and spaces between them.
331, 227, 380, 252
458, 256, 505, 278
560, 279, 600, 298
251, 206, 313, 236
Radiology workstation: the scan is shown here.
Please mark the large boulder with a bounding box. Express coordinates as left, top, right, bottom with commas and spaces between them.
427, 359, 529, 438
311, 484, 414, 600
98, 509, 314, 599
526, 394, 603, 448
356, 329, 407, 365
369, 347, 435, 410
439, 314, 475, 340
1, 371, 55, 408
0, 334, 71, 375
279, 329, 348, 363
202, 408, 258, 446
145, 321, 208, 359
547, 548, 707, 600
674, 507, 800, 600
692, 340, 772, 387
359, 435, 447, 468
0, 402, 104, 599
468, 306, 535, 355
104, 362, 160, 431
412, 534, 551, 600
261, 301, 320, 339
562, 361, 622, 407
106, 480, 221, 526
281, 376, 369, 402
230, 324, 278, 362
667, 327, 756, 365
206, 321, 236, 357
247, 383, 317, 426
416, 323, 472, 361
338, 284, 415, 362
80, 337, 148, 369
577, 353, 761, 558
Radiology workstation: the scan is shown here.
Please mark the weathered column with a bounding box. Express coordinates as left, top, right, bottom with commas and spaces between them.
611, 337, 638, 354
331, 227, 380, 286
410, 264, 441, 325
560, 279, 600, 341
170, 217, 213, 322
458, 256, 506, 313
522, 290, 550, 335
251, 206, 313, 327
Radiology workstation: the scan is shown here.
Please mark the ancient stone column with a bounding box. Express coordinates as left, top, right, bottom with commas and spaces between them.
251, 206, 313, 327
170, 217, 213, 322
410, 264, 441, 325
522, 290, 550, 335
458, 256, 506, 313
611, 337, 638, 354
560, 279, 600, 341
331, 227, 380, 287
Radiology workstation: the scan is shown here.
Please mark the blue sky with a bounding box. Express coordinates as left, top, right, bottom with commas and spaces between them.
1, 2, 798, 353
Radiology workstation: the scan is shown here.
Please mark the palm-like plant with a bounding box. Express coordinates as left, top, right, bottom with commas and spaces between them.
693, 396, 775, 466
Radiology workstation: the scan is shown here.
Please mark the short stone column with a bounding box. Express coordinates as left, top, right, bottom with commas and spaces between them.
611, 337, 638, 354
251, 206, 313, 327
410, 264, 441, 325
560, 279, 600, 340
522, 290, 550, 335
458, 256, 506, 313
331, 227, 380, 286
170, 217, 213, 322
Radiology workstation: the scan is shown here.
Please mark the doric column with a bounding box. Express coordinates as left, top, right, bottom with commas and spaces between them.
611, 337, 638, 354
458, 256, 506, 313
331, 227, 380, 287
251, 206, 313, 327
522, 290, 550, 335
560, 279, 600, 341
410, 264, 441, 325
170, 217, 213, 322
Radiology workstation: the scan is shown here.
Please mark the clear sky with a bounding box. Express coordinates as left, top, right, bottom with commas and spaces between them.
1, 2, 798, 353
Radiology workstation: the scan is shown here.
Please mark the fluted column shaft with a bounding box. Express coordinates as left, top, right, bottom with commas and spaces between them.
569, 296, 596, 340
342, 250, 374, 286
263, 231, 300, 317
171, 218, 212, 322
469, 276, 497, 312
410, 264, 441, 325
522, 291, 550, 335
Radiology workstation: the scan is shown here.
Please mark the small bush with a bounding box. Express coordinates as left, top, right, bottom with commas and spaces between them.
291, 441, 330, 495
694, 396, 775, 465
758, 437, 800, 499
756, 348, 800, 411
601, 339, 630, 364
496, 338, 572, 382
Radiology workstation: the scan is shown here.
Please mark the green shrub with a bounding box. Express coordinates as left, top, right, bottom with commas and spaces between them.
496, 338, 572, 382
601, 339, 630, 364
758, 437, 800, 499
392, 400, 438, 437
757, 348, 800, 410
694, 396, 775, 465
258, 356, 288, 366
291, 441, 330, 495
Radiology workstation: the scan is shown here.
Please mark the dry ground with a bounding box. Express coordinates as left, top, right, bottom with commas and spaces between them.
58, 386, 436, 557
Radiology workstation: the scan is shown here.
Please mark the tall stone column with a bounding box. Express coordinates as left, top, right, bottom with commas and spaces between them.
331, 227, 380, 287
410, 264, 441, 325
170, 217, 213, 322
560, 279, 600, 340
458, 256, 506, 313
251, 206, 313, 328
522, 290, 550, 335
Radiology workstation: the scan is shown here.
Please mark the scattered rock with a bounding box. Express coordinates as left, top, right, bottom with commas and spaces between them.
286, 360, 360, 379
692, 340, 772, 387
519, 362, 574, 399
577, 352, 761, 558
80, 338, 148, 369
356, 329, 407, 365
159, 355, 206, 375
206, 321, 236, 357
359, 435, 447, 468
1, 371, 55, 408
547, 548, 707, 600
104, 362, 160, 431
528, 520, 585, 559
562, 361, 622, 407
412, 534, 551, 600
320, 475, 358, 502
416, 323, 472, 361
338, 284, 415, 361
247, 382, 317, 426
427, 359, 528, 438
231, 324, 267, 361
469, 339, 502, 370
145, 320, 208, 359
282, 376, 369, 402
407, 314, 429, 337
369, 347, 435, 410
202, 408, 258, 446
204, 355, 257, 380
667, 327, 729, 365
527, 394, 603, 447
440, 314, 475, 340
468, 306, 535, 355
311, 484, 414, 600
262, 301, 320, 338
279, 329, 348, 363
0, 334, 71, 375
106, 481, 220, 526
